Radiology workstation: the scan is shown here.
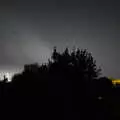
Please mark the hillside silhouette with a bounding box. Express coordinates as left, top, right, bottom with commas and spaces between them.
0, 47, 118, 120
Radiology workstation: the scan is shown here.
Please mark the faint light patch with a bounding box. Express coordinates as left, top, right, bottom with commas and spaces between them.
98, 96, 103, 100
0, 69, 22, 82
5, 72, 12, 82
0, 72, 14, 82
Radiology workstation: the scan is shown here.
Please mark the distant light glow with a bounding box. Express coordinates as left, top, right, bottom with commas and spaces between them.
0, 70, 21, 82
0, 72, 13, 82
5, 72, 12, 82
98, 96, 103, 100
112, 79, 120, 85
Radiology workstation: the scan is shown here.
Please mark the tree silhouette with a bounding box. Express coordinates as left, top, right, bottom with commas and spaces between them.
0, 46, 115, 120
51, 47, 101, 79
47, 47, 104, 119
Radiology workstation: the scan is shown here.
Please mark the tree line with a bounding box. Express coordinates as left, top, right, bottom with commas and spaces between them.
0, 47, 118, 120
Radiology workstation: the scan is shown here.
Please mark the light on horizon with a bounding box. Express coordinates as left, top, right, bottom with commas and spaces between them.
0, 70, 21, 82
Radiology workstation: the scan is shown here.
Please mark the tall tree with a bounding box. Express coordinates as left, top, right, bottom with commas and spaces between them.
51, 47, 101, 79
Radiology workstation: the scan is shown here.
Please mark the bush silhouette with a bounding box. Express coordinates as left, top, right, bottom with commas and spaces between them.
1, 46, 115, 120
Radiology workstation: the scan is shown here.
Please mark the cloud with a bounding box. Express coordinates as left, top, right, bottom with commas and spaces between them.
0, 27, 51, 69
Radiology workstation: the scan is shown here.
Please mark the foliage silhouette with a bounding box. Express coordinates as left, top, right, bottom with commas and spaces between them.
0, 46, 115, 120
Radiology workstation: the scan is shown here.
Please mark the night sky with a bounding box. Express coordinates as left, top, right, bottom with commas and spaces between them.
0, 0, 120, 78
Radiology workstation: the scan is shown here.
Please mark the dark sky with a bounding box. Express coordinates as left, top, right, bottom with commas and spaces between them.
0, 0, 120, 78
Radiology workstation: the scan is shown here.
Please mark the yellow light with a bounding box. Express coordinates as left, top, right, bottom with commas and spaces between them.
112, 79, 120, 85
